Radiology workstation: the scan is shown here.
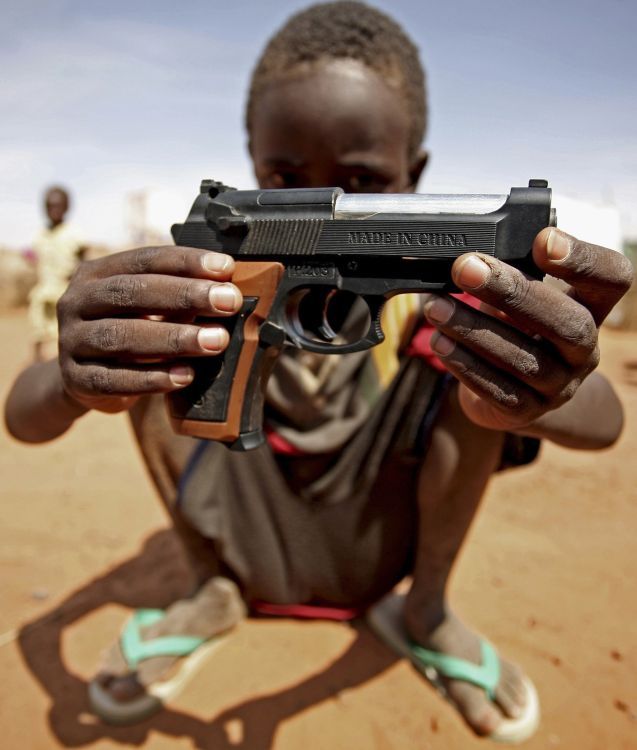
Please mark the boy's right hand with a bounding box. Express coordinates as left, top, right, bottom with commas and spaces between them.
57, 246, 242, 413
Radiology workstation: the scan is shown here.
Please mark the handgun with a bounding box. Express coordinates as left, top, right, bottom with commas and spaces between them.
168, 179, 555, 449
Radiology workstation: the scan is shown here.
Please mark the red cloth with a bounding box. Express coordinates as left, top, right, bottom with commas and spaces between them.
251, 600, 362, 621
265, 424, 306, 456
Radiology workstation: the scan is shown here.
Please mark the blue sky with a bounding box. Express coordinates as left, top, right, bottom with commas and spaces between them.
1, 0, 636, 248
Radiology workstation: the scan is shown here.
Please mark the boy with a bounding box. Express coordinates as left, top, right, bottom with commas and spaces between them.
5, 1, 632, 741
28, 186, 86, 361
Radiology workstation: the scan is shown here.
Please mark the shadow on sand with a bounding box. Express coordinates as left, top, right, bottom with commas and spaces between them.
18, 529, 399, 749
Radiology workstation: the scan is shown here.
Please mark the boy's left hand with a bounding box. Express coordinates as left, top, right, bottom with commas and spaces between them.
423, 228, 634, 431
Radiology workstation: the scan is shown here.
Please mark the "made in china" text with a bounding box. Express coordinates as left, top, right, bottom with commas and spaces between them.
347, 231, 468, 247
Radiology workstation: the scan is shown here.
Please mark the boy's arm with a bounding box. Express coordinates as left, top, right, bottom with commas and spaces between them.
510, 370, 624, 450
5, 359, 89, 443
4, 245, 242, 444
424, 228, 633, 449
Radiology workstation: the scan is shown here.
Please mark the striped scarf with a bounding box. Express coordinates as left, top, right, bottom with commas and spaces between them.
264, 293, 424, 453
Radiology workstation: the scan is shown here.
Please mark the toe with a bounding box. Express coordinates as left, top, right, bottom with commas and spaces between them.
495, 682, 524, 720
494, 662, 527, 719
445, 680, 502, 736
107, 674, 146, 703
93, 671, 113, 689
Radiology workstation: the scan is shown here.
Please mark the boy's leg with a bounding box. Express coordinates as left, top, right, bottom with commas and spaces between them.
128, 394, 227, 586
93, 396, 245, 710
404, 383, 529, 736
93, 576, 246, 708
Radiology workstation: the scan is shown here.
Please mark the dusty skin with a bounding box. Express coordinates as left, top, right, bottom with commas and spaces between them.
1, 309, 635, 750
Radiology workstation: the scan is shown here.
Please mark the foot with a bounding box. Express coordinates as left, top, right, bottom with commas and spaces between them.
94, 576, 246, 704
404, 603, 529, 737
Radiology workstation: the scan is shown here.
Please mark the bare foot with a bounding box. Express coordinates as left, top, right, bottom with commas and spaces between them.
94, 576, 246, 703
404, 604, 528, 737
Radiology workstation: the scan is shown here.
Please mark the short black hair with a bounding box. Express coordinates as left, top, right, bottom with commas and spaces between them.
44, 185, 70, 209
246, 1, 427, 158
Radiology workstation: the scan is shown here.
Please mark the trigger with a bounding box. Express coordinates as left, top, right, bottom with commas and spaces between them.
318, 316, 337, 342
297, 288, 334, 342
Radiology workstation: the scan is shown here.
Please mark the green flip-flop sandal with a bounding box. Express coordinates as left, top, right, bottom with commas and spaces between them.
409, 638, 501, 701
89, 608, 224, 725
367, 592, 540, 744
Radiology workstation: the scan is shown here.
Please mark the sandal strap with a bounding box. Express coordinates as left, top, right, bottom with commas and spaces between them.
120, 609, 207, 669
409, 639, 500, 700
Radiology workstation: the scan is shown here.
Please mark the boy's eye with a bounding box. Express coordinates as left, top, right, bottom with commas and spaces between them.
271, 171, 301, 188
346, 173, 390, 193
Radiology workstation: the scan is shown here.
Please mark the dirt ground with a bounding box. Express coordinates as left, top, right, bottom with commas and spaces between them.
1, 309, 635, 750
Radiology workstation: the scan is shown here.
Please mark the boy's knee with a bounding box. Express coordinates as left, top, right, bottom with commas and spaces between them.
419, 385, 506, 495
438, 384, 505, 452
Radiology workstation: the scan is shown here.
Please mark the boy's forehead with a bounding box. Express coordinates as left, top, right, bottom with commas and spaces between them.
250, 59, 411, 157
46, 189, 67, 204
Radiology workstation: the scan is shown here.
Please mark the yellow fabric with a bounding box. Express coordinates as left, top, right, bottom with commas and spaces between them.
29, 223, 84, 342
371, 293, 423, 388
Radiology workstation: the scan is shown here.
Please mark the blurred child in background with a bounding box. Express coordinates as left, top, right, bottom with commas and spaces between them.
28, 186, 86, 361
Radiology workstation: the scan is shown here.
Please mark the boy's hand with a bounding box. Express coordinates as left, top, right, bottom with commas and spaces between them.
57, 246, 242, 413
423, 229, 634, 431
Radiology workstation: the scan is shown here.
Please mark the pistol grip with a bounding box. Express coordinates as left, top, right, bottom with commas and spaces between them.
166, 261, 285, 449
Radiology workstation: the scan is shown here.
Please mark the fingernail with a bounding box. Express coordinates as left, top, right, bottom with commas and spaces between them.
169, 366, 194, 385
210, 284, 240, 312
198, 327, 227, 351
203, 253, 232, 273
547, 229, 571, 260
431, 332, 455, 356
457, 255, 490, 289
425, 296, 455, 324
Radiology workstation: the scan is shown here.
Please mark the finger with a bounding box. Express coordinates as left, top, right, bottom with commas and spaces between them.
82, 246, 236, 282
478, 300, 509, 321
429, 332, 546, 427
73, 276, 242, 318
533, 228, 634, 325
451, 253, 599, 368
68, 319, 230, 360
64, 359, 196, 397
424, 295, 571, 397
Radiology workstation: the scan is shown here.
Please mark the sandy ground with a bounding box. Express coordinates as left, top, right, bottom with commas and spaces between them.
1, 309, 636, 750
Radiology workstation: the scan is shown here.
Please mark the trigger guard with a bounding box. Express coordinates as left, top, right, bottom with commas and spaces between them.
286, 294, 386, 355
365, 294, 386, 339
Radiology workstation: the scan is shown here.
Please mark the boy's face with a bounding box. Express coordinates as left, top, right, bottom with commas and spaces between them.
249, 59, 426, 194
45, 189, 68, 226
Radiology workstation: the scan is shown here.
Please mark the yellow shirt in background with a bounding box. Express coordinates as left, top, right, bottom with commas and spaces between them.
29, 222, 84, 344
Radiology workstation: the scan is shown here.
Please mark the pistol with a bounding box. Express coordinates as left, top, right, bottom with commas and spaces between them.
168, 179, 555, 449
